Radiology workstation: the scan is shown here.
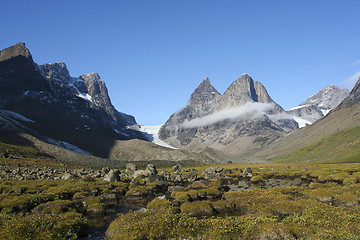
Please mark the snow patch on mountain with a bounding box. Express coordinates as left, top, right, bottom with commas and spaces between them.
287, 85, 349, 127
139, 125, 177, 149
0, 110, 35, 123
45, 138, 91, 155
321, 109, 331, 116
288, 105, 309, 111
77, 93, 93, 102
291, 116, 312, 128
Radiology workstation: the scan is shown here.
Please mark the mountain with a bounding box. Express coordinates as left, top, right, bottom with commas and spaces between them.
159, 74, 298, 157
287, 85, 349, 126
0, 42, 146, 157
253, 78, 360, 163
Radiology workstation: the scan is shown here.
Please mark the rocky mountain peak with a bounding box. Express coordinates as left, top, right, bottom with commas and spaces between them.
79, 72, 116, 119
287, 84, 350, 126
300, 84, 349, 110
215, 73, 274, 111
80, 73, 107, 99
187, 77, 221, 106
39, 62, 73, 84
0, 42, 32, 61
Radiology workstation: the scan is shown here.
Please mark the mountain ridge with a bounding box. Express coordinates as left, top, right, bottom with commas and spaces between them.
0, 42, 145, 157
159, 74, 298, 156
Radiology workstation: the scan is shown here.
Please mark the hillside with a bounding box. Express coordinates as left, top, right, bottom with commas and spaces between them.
253, 78, 360, 163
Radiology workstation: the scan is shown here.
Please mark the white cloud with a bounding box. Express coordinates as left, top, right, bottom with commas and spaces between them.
351, 60, 360, 66
179, 102, 275, 129
343, 71, 360, 90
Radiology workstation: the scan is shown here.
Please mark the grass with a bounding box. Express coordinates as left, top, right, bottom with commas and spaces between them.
273, 126, 360, 163
105, 163, 360, 239
107, 182, 360, 239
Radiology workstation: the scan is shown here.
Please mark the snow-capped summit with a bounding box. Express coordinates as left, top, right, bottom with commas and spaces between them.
287, 84, 349, 126
300, 85, 349, 115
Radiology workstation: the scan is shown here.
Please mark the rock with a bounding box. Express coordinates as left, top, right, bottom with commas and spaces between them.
168, 186, 185, 192
103, 169, 120, 182
101, 167, 110, 174
203, 167, 221, 179
61, 172, 77, 180
126, 163, 137, 176
147, 175, 165, 183
182, 171, 199, 182
145, 164, 158, 176
242, 167, 253, 177
172, 164, 182, 172
215, 167, 224, 173
101, 192, 118, 203
174, 175, 182, 182
133, 170, 150, 179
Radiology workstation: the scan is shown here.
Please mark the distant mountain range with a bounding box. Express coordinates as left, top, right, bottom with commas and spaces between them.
158, 73, 355, 160
0, 42, 359, 165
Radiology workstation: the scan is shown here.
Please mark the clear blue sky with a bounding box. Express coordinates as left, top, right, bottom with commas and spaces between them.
1, 0, 360, 125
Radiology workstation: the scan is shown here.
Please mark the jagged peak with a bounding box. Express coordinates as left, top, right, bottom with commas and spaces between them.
42, 62, 67, 68
81, 72, 102, 81
187, 77, 221, 107
0, 42, 32, 61
39, 62, 73, 83
193, 77, 220, 95
202, 76, 210, 82
15, 42, 26, 47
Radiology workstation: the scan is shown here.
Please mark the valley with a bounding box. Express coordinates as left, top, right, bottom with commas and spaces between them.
1, 41, 360, 239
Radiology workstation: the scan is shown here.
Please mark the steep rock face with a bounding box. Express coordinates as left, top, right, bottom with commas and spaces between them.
0, 42, 31, 61
160, 77, 222, 141
159, 74, 298, 154
336, 78, 360, 109
187, 77, 222, 115
0, 43, 144, 157
287, 85, 350, 125
0, 43, 50, 100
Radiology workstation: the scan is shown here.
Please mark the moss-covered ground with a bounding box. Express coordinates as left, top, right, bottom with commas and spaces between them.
104, 163, 360, 240
273, 125, 360, 163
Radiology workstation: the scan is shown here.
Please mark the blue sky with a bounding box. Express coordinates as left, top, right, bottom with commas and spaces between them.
1, 0, 360, 125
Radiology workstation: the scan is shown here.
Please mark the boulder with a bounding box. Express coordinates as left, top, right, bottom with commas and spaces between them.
203, 167, 220, 179
172, 164, 182, 172
242, 167, 253, 177
61, 172, 77, 180
145, 164, 158, 175
103, 169, 120, 182
126, 163, 137, 176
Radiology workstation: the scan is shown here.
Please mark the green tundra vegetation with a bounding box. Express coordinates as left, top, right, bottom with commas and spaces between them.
106, 168, 360, 239
273, 126, 360, 163
1, 139, 360, 239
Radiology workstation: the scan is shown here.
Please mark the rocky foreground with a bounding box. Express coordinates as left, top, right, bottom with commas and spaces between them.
1, 163, 360, 239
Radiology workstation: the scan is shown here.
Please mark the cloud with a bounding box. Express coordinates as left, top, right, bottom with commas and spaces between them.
343, 71, 360, 90
179, 102, 275, 129
352, 60, 360, 66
